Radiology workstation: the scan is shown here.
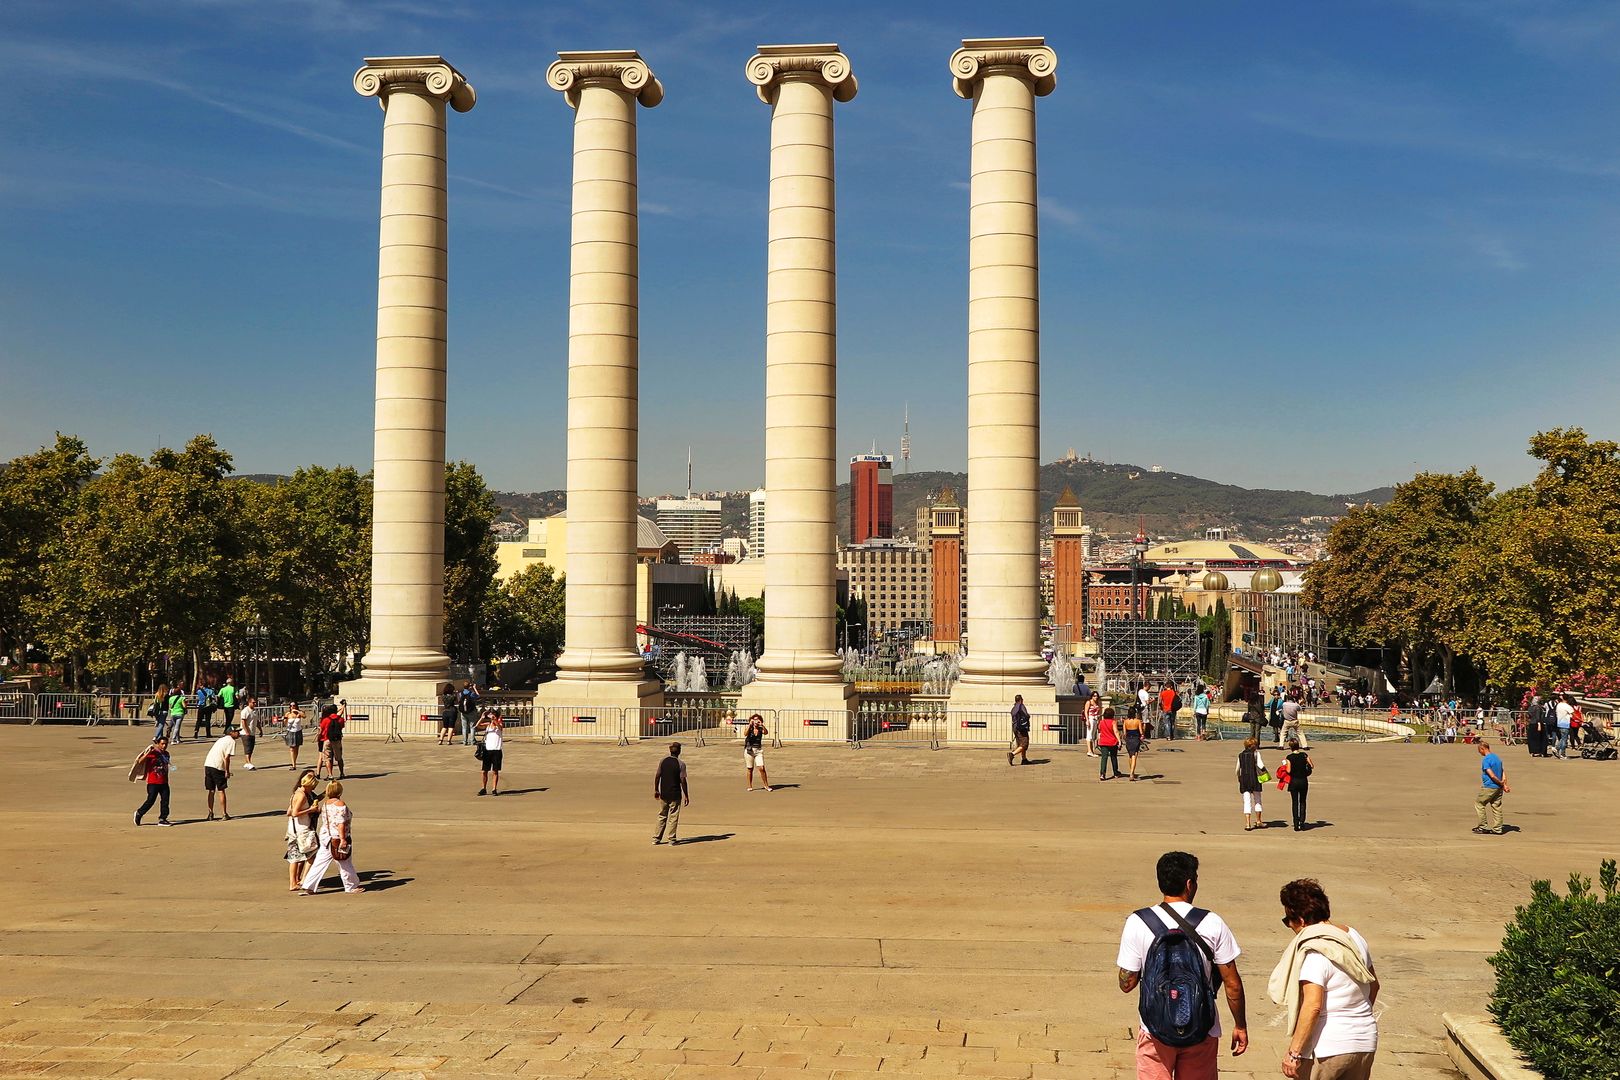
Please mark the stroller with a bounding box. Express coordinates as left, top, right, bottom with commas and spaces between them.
1579, 718, 1617, 760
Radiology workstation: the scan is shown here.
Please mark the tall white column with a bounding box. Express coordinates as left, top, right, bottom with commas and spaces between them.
947, 38, 1058, 712
345, 56, 475, 702
537, 51, 664, 711
737, 45, 858, 726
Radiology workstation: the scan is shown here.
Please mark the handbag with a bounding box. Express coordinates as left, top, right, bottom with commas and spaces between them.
329, 838, 351, 861
474, 743, 486, 761
1257, 768, 1272, 784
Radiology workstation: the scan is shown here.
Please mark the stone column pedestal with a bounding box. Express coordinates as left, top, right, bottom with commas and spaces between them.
736, 44, 859, 727
947, 38, 1058, 718
343, 56, 475, 704
536, 51, 665, 714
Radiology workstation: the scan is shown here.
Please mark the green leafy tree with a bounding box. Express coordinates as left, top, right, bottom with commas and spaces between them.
237, 466, 372, 692
30, 437, 242, 686
483, 564, 567, 664
0, 433, 100, 663
1304, 469, 1493, 693
444, 461, 499, 661
1454, 429, 1620, 691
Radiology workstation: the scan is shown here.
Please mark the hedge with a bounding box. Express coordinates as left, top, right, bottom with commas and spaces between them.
1488, 859, 1620, 1080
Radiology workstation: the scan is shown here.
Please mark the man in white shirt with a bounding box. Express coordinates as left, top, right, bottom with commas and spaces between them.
1554, 693, 1575, 759
1117, 851, 1249, 1078
202, 730, 240, 821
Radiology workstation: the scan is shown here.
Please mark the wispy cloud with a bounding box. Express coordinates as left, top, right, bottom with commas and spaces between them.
1467, 231, 1527, 270
1395, 0, 1620, 61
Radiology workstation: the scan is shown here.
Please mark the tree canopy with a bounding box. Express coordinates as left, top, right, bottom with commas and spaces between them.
1308, 429, 1620, 695
2, 434, 505, 692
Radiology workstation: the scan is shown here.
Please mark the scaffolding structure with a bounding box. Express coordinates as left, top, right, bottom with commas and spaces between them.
1234, 591, 1326, 656
1099, 620, 1201, 691
644, 615, 753, 682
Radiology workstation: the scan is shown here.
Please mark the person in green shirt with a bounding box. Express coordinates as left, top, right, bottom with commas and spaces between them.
166, 684, 188, 744
218, 677, 239, 729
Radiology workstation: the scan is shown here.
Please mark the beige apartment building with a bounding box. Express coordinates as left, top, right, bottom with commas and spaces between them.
838, 539, 933, 639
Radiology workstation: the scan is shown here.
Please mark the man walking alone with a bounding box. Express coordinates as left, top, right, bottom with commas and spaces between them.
1473, 740, 1510, 835
1009, 694, 1032, 766
653, 742, 689, 846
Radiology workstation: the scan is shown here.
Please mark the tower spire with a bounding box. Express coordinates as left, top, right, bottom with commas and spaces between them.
901, 402, 911, 473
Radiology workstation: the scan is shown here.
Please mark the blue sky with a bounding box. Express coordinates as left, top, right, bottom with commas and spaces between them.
4, 0, 1620, 496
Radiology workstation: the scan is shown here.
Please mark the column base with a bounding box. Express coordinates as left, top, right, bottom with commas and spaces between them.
735, 679, 853, 743
338, 674, 452, 707
533, 678, 664, 741
947, 681, 1060, 747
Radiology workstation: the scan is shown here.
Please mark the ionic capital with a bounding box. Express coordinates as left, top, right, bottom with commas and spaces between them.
547, 50, 663, 109
746, 44, 858, 105
354, 55, 476, 112
950, 37, 1057, 99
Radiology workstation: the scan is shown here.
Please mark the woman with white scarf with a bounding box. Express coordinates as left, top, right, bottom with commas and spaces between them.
1270, 879, 1379, 1079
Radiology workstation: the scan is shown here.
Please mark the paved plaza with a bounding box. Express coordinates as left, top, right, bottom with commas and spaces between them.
5, 725, 1615, 1078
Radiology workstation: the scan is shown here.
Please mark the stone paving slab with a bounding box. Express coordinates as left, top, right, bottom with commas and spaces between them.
6, 727, 1613, 1076
0, 998, 1469, 1078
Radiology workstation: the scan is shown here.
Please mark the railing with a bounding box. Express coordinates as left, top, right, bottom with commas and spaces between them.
12, 693, 1553, 749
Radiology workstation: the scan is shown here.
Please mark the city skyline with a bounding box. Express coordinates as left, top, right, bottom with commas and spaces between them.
6, 2, 1620, 495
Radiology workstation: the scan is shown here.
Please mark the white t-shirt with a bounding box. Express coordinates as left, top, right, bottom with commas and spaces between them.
238, 706, 258, 734
1116, 902, 1241, 1039
203, 736, 236, 771
1298, 927, 1378, 1058
484, 725, 503, 751
1556, 701, 1573, 729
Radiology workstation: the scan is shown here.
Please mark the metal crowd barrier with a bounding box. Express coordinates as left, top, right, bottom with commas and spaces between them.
850, 708, 939, 749
540, 705, 626, 744
942, 709, 1017, 750
634, 703, 732, 746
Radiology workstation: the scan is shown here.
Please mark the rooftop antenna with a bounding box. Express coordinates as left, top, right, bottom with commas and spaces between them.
900, 402, 911, 473
686, 447, 693, 499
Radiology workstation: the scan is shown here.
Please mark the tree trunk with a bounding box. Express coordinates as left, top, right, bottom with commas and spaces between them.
1441, 646, 1455, 695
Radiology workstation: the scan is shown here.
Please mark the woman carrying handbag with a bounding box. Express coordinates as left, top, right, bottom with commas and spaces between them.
298, 781, 365, 895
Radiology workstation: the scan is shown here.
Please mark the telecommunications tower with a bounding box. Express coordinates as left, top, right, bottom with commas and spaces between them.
900, 403, 911, 473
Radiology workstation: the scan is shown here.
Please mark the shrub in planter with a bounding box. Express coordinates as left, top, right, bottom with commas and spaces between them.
1488, 859, 1620, 1080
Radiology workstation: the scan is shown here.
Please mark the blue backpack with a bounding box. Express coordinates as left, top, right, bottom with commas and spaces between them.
1135, 904, 1219, 1047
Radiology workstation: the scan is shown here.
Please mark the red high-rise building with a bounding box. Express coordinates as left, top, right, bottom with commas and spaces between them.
849, 453, 894, 544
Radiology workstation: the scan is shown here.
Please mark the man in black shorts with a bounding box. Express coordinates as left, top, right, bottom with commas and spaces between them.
202, 729, 240, 821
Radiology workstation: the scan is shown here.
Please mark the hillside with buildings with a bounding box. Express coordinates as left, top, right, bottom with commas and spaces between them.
486, 460, 1390, 547
838, 460, 1392, 542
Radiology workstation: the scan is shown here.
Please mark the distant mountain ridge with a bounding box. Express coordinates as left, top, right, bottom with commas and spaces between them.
246, 461, 1393, 541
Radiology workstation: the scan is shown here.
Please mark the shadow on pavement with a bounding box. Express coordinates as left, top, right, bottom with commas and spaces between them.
674, 834, 734, 846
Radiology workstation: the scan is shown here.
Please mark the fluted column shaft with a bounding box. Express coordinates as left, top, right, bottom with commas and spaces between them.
547, 53, 663, 693
757, 74, 843, 683
952, 40, 1056, 690
353, 57, 474, 690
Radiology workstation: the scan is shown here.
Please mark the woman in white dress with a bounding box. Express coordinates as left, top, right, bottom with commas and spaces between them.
284, 769, 320, 891
298, 781, 364, 895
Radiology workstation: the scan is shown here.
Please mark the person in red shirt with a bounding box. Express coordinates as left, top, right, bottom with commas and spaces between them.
1158, 683, 1181, 741
132, 737, 173, 827
316, 707, 336, 779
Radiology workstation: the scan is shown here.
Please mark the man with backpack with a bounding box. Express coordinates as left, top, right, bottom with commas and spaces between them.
191, 683, 216, 740
457, 681, 481, 746
1159, 683, 1181, 741
1117, 850, 1249, 1078
1008, 694, 1032, 766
